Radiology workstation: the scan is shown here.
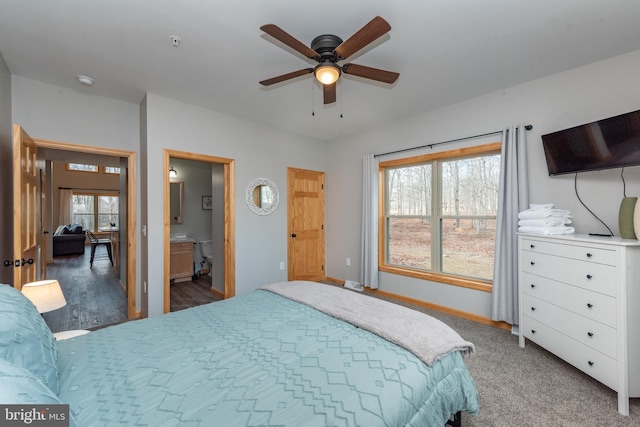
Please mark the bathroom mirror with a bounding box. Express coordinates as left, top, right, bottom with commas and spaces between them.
170, 181, 183, 224
246, 178, 279, 216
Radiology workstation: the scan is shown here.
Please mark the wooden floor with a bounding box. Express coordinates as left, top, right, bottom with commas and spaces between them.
43, 250, 221, 333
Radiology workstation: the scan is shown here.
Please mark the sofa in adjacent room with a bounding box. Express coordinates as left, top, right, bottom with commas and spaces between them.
52, 224, 86, 257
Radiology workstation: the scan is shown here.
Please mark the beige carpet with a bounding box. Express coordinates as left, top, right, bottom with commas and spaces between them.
363, 289, 640, 427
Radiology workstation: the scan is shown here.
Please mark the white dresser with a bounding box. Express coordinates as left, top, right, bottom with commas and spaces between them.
518, 233, 640, 416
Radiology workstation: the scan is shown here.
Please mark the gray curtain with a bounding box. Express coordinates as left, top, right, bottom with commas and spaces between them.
59, 189, 73, 225
491, 125, 529, 325
360, 154, 379, 289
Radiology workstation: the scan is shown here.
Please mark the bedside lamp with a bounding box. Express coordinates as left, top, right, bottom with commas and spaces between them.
21, 280, 67, 313
21, 280, 88, 340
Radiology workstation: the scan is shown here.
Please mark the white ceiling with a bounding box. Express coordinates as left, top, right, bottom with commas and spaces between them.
1, 0, 640, 142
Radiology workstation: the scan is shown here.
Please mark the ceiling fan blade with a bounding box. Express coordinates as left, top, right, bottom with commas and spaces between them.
259, 68, 313, 86
323, 83, 336, 104
334, 16, 391, 60
260, 24, 320, 60
342, 63, 399, 84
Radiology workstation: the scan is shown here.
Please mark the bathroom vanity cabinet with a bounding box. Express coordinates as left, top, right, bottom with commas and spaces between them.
170, 241, 194, 283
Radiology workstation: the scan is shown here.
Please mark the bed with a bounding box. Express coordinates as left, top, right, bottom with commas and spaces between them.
0, 281, 479, 427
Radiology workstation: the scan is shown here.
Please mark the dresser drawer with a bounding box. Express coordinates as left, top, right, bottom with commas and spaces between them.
521, 272, 616, 327
520, 251, 617, 296
522, 316, 617, 390
521, 238, 616, 266
521, 294, 617, 358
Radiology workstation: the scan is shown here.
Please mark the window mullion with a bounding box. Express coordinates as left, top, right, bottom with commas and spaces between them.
94, 195, 99, 232
432, 159, 442, 273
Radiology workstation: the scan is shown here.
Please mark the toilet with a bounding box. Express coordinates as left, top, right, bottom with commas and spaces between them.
199, 240, 213, 276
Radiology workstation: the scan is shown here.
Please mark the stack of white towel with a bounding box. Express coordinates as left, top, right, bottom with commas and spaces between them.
518, 204, 575, 235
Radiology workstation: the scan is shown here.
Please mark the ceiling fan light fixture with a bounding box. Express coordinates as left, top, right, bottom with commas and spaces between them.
314, 63, 341, 85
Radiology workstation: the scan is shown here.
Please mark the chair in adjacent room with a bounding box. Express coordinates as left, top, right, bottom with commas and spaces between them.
86, 230, 114, 268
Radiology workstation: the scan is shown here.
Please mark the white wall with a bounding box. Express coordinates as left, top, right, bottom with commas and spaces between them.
0, 52, 12, 285
144, 93, 326, 316
325, 49, 640, 319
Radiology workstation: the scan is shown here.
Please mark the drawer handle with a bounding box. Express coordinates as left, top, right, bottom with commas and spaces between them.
587, 303, 593, 309
586, 274, 592, 279
588, 361, 594, 367
530, 284, 535, 288
586, 253, 593, 258
530, 244, 535, 249
530, 261, 535, 266
531, 330, 536, 334
587, 332, 594, 337
530, 307, 536, 311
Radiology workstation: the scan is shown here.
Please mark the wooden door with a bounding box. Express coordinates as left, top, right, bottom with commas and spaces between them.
13, 125, 38, 289
287, 168, 325, 281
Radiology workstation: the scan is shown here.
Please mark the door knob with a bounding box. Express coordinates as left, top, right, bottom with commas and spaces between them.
291, 233, 297, 238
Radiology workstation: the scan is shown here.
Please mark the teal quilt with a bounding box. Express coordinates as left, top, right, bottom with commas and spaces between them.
57, 290, 479, 426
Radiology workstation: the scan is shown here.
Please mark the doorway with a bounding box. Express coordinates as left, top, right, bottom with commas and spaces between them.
33, 135, 140, 319
163, 149, 235, 314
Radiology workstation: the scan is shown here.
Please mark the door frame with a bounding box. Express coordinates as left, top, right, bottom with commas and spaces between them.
163, 149, 235, 313
33, 137, 138, 319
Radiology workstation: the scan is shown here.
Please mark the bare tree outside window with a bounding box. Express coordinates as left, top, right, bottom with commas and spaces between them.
383, 148, 500, 282
72, 193, 118, 232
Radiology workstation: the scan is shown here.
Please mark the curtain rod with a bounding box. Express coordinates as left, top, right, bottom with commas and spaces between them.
374, 124, 533, 158
58, 187, 120, 193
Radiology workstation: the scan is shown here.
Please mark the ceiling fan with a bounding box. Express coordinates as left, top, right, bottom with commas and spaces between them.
259, 16, 399, 104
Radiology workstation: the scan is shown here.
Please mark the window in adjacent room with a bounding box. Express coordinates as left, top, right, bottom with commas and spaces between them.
104, 166, 120, 174
67, 163, 98, 173
72, 193, 119, 232
380, 142, 501, 291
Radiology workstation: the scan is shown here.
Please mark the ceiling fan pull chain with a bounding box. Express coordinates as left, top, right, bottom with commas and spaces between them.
311, 79, 315, 116
340, 82, 343, 119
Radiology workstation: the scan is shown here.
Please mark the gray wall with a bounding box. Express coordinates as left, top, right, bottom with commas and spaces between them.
169, 158, 215, 244
11, 76, 142, 307
325, 49, 640, 319
0, 53, 11, 285
7, 48, 640, 322
144, 93, 327, 316
168, 158, 220, 293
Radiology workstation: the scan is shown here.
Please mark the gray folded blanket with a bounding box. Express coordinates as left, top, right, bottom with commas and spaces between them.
262, 281, 475, 366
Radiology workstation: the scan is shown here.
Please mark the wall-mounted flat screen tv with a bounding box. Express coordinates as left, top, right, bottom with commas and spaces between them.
542, 109, 640, 175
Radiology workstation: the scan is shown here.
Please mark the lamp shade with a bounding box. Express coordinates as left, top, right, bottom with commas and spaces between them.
314, 64, 341, 85
21, 280, 67, 314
